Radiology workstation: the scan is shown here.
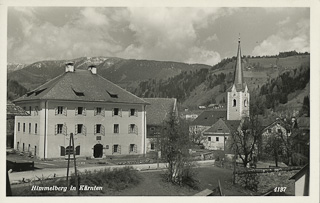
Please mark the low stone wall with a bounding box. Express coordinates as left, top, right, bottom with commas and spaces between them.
234, 167, 300, 194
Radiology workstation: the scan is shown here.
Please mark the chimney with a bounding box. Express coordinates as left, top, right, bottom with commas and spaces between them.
88, 64, 97, 74
65, 61, 75, 72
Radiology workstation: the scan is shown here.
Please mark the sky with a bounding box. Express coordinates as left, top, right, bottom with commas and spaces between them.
7, 7, 310, 65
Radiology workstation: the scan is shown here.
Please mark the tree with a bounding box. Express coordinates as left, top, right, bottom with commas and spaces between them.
264, 131, 284, 167
302, 96, 310, 117
231, 115, 262, 167
160, 113, 197, 187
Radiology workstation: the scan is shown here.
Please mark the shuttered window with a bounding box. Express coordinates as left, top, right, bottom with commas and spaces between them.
55, 124, 67, 135
129, 109, 138, 117
128, 124, 138, 134
129, 144, 137, 153
75, 124, 86, 135
112, 108, 122, 117
94, 107, 105, 116
55, 106, 67, 116
112, 144, 121, 154
114, 124, 119, 134
94, 124, 105, 136
75, 107, 86, 116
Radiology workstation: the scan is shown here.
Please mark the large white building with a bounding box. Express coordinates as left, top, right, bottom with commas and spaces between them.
13, 63, 149, 159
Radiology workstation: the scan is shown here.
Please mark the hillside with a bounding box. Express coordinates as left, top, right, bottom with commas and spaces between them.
131, 54, 310, 115
7, 63, 28, 73
7, 57, 210, 100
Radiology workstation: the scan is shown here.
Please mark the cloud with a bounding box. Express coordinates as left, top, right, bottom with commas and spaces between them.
277, 17, 290, 26
252, 18, 309, 56
8, 7, 234, 65
117, 7, 230, 65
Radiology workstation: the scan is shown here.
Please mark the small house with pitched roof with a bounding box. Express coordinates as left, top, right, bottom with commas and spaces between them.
143, 98, 177, 152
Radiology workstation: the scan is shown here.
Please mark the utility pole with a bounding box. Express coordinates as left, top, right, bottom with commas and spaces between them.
155, 132, 160, 170
66, 133, 79, 195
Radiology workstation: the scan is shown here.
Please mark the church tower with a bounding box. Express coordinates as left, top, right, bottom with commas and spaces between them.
227, 37, 249, 120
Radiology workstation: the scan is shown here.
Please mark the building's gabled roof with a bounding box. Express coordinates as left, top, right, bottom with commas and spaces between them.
203, 119, 241, 135
13, 69, 148, 105
7, 101, 29, 116
191, 110, 227, 126
261, 119, 288, 132
203, 118, 231, 135
144, 98, 177, 125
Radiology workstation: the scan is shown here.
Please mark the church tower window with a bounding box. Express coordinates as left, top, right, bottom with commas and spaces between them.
244, 99, 247, 107
233, 99, 236, 107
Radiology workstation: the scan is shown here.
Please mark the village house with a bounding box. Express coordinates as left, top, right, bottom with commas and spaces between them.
7, 101, 29, 148
144, 98, 177, 152
189, 37, 249, 151
13, 63, 149, 159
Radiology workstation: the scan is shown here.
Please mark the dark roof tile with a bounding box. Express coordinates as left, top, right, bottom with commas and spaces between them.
13, 70, 148, 105
144, 98, 176, 125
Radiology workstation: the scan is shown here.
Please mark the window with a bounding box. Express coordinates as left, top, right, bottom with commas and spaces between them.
233, 99, 236, 107
114, 124, 119, 133
57, 106, 63, 114
77, 124, 83, 134
56, 106, 67, 116
208, 137, 211, 141
113, 144, 120, 153
151, 143, 155, 150
216, 137, 219, 142
57, 124, 63, 134
130, 109, 137, 116
34, 106, 39, 116
244, 99, 247, 107
96, 124, 101, 134
129, 124, 135, 133
95, 124, 104, 135
129, 124, 138, 134
23, 123, 25, 132
268, 129, 272, 133
29, 123, 31, 133
77, 107, 83, 115
96, 107, 102, 115
18, 123, 20, 131
28, 144, 30, 152
34, 146, 37, 156
113, 108, 119, 116
23, 143, 25, 151
35, 123, 37, 134
130, 144, 137, 153
29, 106, 32, 115
60, 146, 65, 156
76, 146, 80, 155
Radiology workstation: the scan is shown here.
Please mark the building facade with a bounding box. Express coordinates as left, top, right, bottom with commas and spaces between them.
13, 64, 149, 159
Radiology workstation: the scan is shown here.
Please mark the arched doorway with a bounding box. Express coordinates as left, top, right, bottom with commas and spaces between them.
93, 144, 103, 158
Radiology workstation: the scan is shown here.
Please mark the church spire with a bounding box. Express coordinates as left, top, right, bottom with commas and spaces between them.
234, 35, 244, 90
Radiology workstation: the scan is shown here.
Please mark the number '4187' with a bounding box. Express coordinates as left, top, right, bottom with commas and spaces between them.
274, 187, 287, 192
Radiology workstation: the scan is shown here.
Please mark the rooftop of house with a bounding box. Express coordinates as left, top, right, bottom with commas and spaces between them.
13, 68, 149, 105
191, 110, 227, 126
144, 98, 176, 126
203, 118, 241, 135
7, 101, 29, 116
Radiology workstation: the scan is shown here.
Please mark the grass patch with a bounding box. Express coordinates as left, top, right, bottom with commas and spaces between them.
12, 166, 141, 196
